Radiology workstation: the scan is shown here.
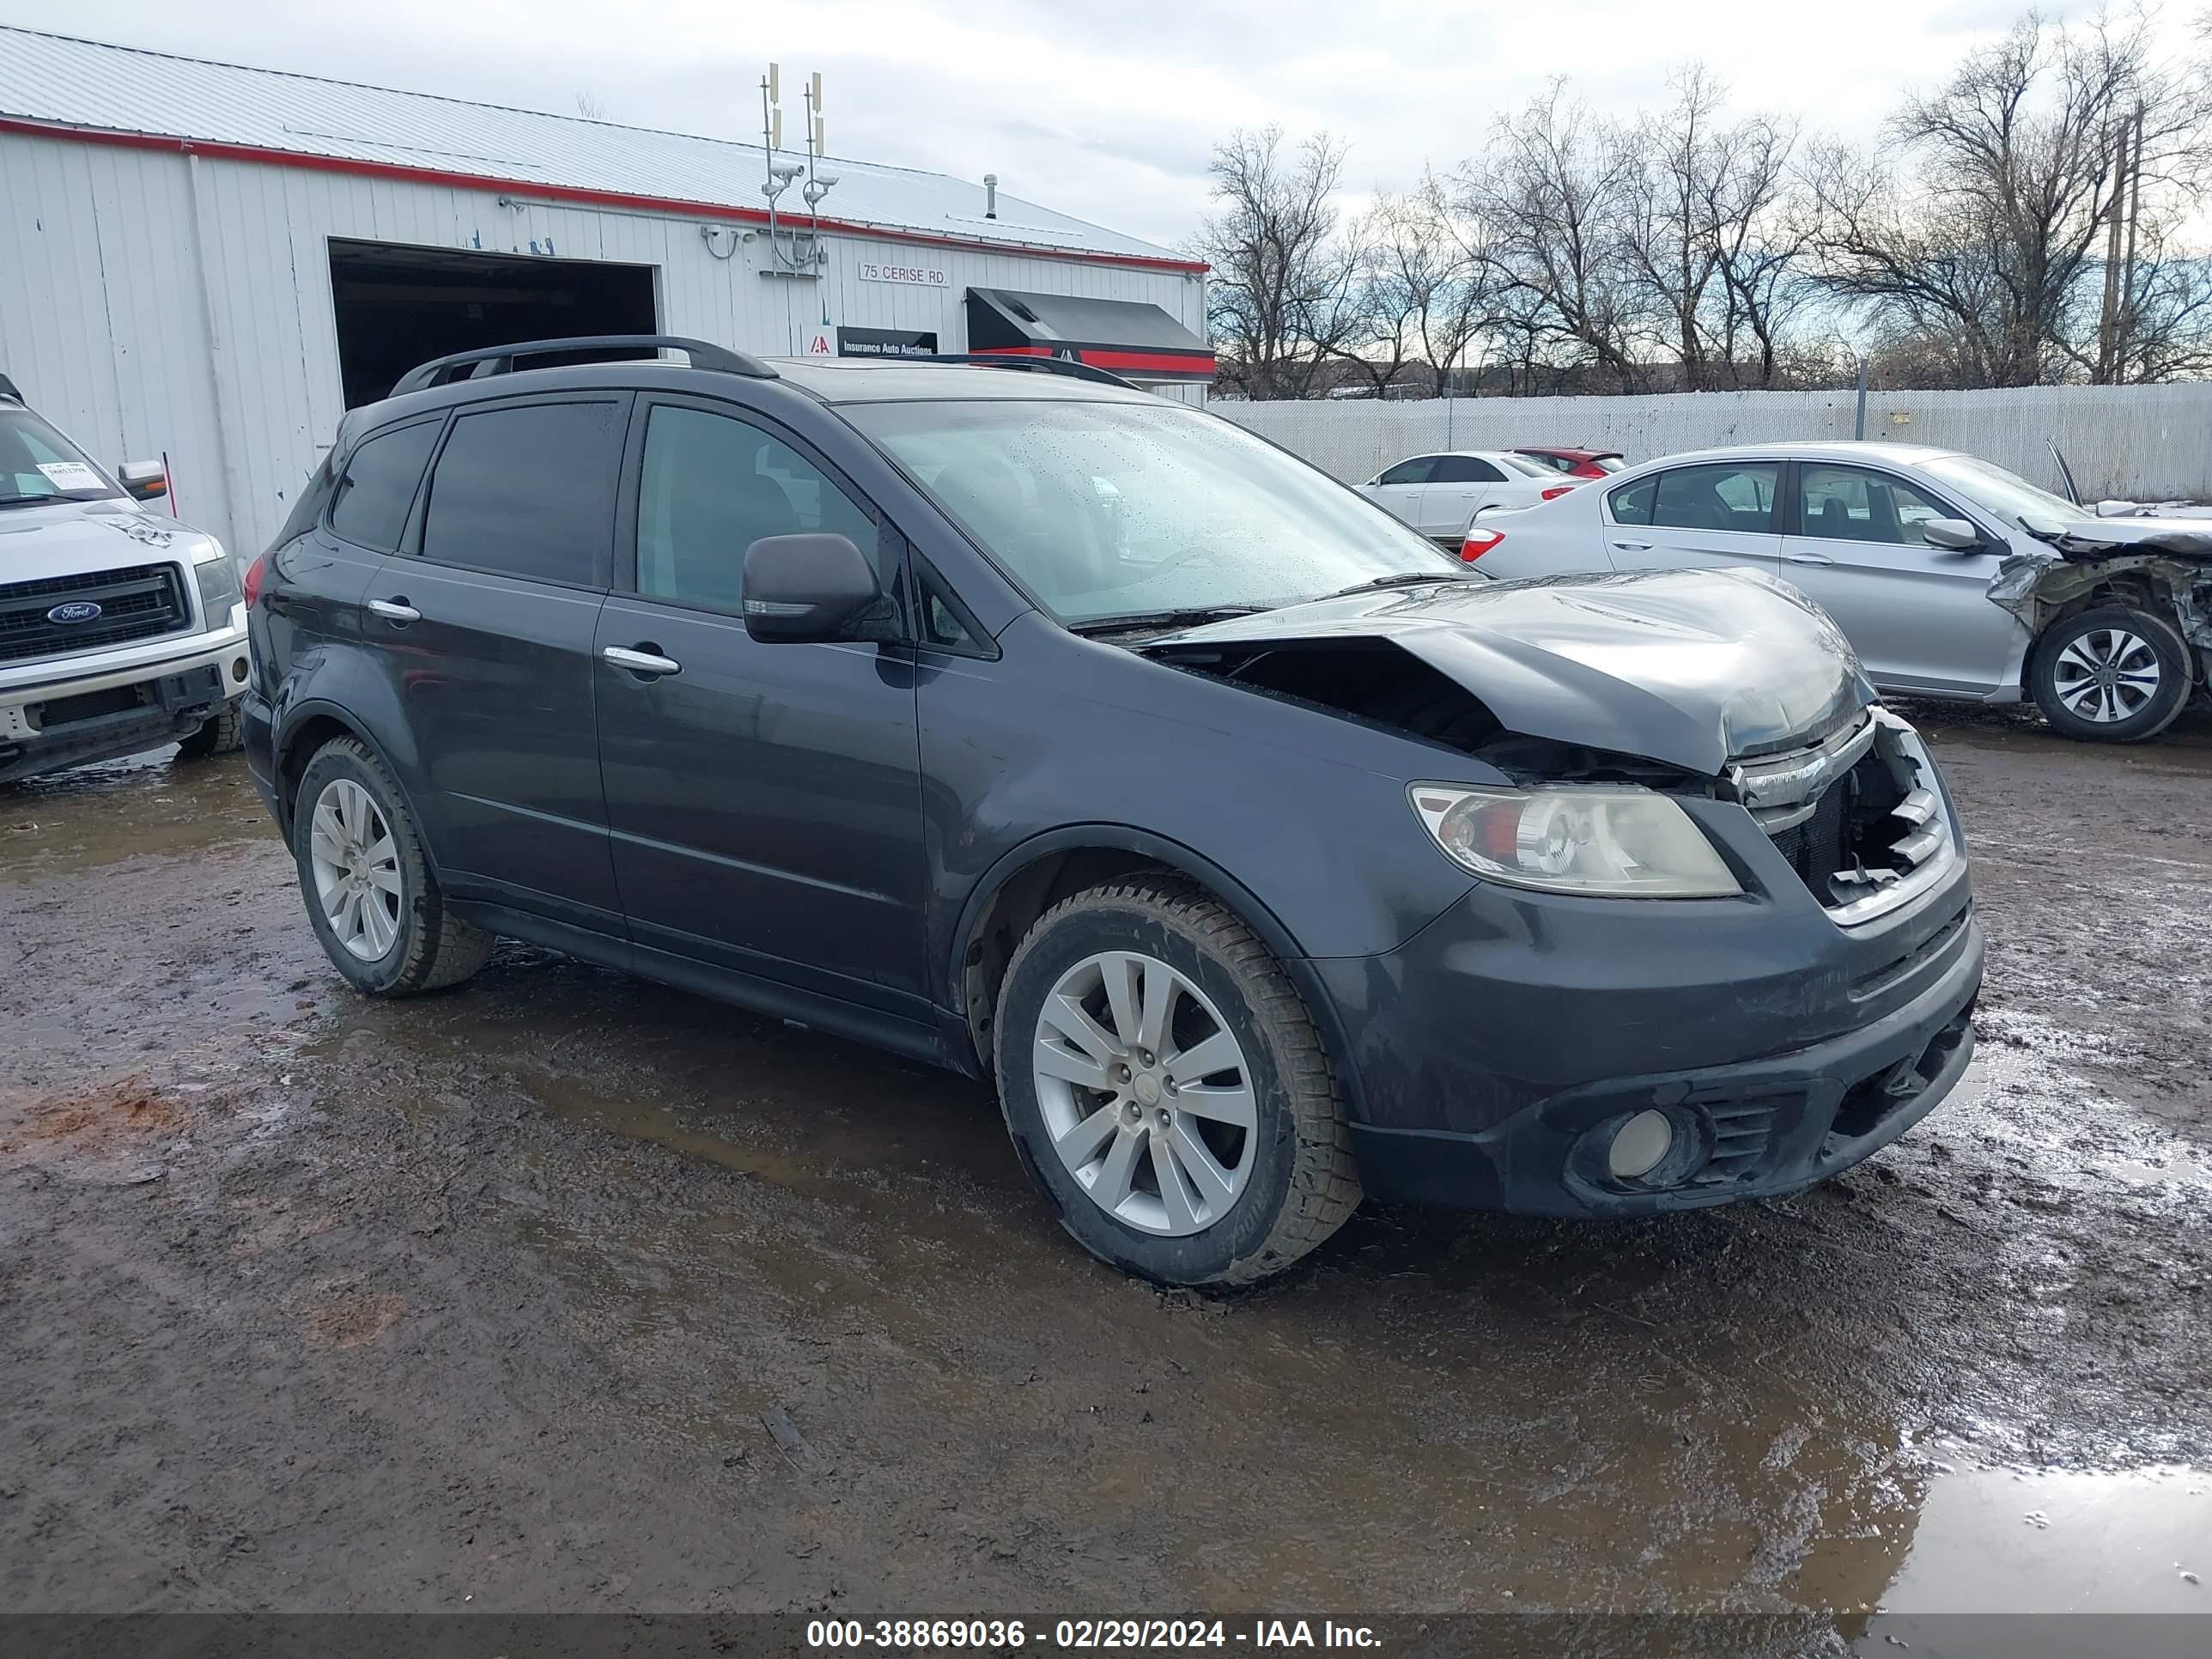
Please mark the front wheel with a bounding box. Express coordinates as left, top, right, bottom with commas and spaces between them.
2028, 605, 2192, 742
994, 878, 1360, 1287
176, 701, 245, 759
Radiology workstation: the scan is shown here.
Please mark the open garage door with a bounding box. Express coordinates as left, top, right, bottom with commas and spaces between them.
329, 240, 659, 408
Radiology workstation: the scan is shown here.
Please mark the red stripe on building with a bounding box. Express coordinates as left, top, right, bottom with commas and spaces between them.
0, 117, 1212, 276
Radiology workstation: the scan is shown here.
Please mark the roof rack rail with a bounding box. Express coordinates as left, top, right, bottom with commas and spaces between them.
913, 352, 1140, 391
391, 335, 777, 398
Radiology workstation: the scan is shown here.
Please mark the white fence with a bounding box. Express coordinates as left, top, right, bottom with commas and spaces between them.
1211, 382, 2212, 501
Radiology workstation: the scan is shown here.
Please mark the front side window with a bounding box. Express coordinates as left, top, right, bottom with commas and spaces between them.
329, 420, 440, 551
419, 401, 625, 586
0, 408, 118, 506
848, 399, 1456, 627
1430, 456, 1504, 483
1796, 465, 1954, 546
1647, 463, 1779, 532
1374, 456, 1437, 487
635, 405, 878, 612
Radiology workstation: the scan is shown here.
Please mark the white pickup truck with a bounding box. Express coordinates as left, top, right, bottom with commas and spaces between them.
1, 380, 249, 784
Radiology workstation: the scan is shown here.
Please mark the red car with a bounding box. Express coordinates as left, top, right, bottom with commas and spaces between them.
1514, 447, 1628, 479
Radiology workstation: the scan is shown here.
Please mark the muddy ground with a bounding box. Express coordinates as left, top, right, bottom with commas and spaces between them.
2, 705, 2209, 1650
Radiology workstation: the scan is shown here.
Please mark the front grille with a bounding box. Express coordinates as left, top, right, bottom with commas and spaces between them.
0, 564, 190, 664
1732, 711, 1953, 923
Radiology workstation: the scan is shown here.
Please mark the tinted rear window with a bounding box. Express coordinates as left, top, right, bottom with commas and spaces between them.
420, 401, 624, 586
1430, 456, 1504, 483
329, 420, 440, 551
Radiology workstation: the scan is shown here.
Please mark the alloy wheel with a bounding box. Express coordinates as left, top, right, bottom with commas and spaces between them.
308, 777, 404, 961
2051, 628, 2160, 724
1030, 951, 1257, 1237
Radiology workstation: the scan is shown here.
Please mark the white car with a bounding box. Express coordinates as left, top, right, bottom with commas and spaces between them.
1356, 449, 1580, 544
1459, 440, 2212, 743
1, 382, 248, 782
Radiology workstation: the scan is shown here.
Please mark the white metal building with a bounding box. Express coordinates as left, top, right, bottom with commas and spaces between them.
0, 27, 1213, 556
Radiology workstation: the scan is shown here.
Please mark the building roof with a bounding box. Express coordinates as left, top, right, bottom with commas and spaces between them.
0, 27, 1202, 273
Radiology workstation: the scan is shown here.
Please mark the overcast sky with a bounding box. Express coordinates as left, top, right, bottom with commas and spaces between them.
3, 0, 2200, 250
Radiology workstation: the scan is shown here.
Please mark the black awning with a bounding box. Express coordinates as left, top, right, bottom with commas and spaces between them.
964, 288, 1215, 382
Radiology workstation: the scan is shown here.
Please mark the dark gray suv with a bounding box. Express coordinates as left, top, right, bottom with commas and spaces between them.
243, 336, 1982, 1287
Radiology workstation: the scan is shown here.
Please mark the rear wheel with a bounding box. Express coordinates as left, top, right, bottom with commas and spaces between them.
291, 737, 490, 995
994, 878, 1360, 1287
175, 701, 244, 759
2028, 604, 2192, 743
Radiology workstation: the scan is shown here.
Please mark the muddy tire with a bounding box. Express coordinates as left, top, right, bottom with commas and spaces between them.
2028, 605, 2192, 743
175, 701, 245, 759
291, 737, 490, 996
994, 877, 1360, 1287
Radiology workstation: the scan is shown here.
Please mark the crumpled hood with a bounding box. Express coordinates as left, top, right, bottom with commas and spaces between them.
0, 499, 222, 580
1147, 566, 1875, 775
2023, 513, 2212, 560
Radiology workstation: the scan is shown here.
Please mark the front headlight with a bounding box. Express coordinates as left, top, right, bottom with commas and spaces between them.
1409, 782, 1741, 897
193, 544, 241, 627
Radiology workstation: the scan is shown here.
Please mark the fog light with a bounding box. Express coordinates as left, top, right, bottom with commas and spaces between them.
1607, 1109, 1674, 1181
231, 655, 249, 683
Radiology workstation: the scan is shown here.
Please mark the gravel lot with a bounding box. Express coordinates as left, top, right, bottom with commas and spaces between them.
3, 704, 2208, 1649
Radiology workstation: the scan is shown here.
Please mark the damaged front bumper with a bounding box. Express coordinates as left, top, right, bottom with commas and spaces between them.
1990, 518, 2212, 669
1320, 744, 1983, 1217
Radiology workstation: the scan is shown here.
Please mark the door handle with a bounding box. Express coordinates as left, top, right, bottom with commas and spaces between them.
367, 597, 420, 623
602, 644, 682, 678
1784, 552, 1837, 566
1609, 539, 1652, 551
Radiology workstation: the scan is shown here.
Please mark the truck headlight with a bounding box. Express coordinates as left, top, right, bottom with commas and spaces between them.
194, 547, 242, 628
1409, 782, 1741, 897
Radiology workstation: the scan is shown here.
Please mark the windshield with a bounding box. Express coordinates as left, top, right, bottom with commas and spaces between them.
1594, 455, 1628, 474
848, 398, 1459, 626
1919, 454, 2079, 526
0, 407, 119, 507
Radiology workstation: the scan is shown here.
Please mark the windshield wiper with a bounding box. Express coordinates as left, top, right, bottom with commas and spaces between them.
1320, 569, 1482, 599
1066, 605, 1267, 637
0, 494, 68, 509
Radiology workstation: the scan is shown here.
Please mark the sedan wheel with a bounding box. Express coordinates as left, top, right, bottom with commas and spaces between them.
2048, 627, 2160, 726
2028, 605, 2191, 744
307, 777, 404, 960
1032, 950, 1257, 1237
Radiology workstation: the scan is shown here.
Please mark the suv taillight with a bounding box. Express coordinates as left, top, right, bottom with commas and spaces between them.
242, 553, 268, 608
1461, 528, 1505, 562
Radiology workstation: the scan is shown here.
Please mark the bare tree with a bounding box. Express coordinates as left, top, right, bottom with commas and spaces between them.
574, 91, 612, 121
1456, 85, 1644, 390
1810, 10, 2210, 386
1195, 129, 1370, 398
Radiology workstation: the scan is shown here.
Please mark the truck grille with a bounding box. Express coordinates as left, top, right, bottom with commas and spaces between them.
0, 564, 190, 665
1731, 709, 1954, 925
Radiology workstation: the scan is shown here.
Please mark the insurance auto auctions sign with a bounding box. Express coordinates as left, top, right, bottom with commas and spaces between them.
858, 260, 950, 289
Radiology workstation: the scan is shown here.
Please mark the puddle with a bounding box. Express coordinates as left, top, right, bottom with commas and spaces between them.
0, 750, 274, 879
1872, 1464, 2209, 1614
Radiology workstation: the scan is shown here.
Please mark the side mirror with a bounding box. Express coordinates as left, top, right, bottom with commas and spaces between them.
1922, 518, 1982, 551
117, 460, 167, 501
742, 533, 896, 644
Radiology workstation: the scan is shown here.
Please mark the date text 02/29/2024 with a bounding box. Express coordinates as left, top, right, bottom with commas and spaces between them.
805, 1620, 1383, 1650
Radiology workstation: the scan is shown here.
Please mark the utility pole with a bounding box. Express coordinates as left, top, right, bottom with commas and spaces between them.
2118, 101, 2144, 382
2097, 117, 2129, 383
